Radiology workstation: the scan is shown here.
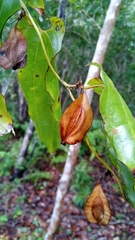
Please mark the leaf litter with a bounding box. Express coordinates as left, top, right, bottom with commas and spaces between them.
0, 158, 135, 239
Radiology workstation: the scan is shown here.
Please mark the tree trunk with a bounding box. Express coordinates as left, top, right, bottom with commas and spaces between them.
11, 119, 35, 180
45, 0, 123, 239
18, 86, 28, 123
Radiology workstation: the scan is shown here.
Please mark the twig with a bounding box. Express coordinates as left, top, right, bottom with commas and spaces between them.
110, 220, 135, 225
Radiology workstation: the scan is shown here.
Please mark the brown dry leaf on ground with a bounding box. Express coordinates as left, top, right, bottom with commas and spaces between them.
84, 183, 111, 226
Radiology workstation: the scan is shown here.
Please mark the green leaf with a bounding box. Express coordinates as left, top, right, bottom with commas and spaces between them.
23, 171, 52, 184
107, 138, 135, 207
87, 78, 104, 95
95, 64, 135, 207
28, 0, 44, 9
68, 0, 75, 4
0, 0, 21, 37
99, 68, 135, 171
0, 215, 8, 223
46, 17, 65, 54
0, 94, 14, 136
118, 161, 135, 207
106, 137, 118, 167
18, 17, 65, 152
87, 62, 102, 69
51, 155, 66, 164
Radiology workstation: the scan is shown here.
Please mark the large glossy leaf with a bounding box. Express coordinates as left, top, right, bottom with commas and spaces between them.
88, 63, 135, 207
89, 63, 135, 207
118, 161, 135, 207
99, 68, 135, 171
17, 17, 65, 152
0, 94, 14, 136
0, 0, 21, 37
107, 137, 135, 207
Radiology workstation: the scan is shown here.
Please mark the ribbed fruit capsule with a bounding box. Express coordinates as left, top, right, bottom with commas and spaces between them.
60, 92, 93, 145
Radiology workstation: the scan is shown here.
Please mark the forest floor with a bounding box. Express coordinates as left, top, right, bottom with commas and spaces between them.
0, 157, 135, 240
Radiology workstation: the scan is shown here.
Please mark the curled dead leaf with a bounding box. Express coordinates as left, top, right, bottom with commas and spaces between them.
84, 183, 111, 226
0, 27, 27, 70
60, 92, 93, 145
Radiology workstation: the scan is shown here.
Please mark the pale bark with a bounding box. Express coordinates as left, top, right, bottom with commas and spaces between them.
44, 144, 80, 240
45, 0, 122, 239
16, 119, 35, 167
85, 0, 122, 103
11, 119, 35, 180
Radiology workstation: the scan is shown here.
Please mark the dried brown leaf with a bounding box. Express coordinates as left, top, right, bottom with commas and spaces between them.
60, 92, 93, 145
0, 27, 27, 70
84, 183, 111, 226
